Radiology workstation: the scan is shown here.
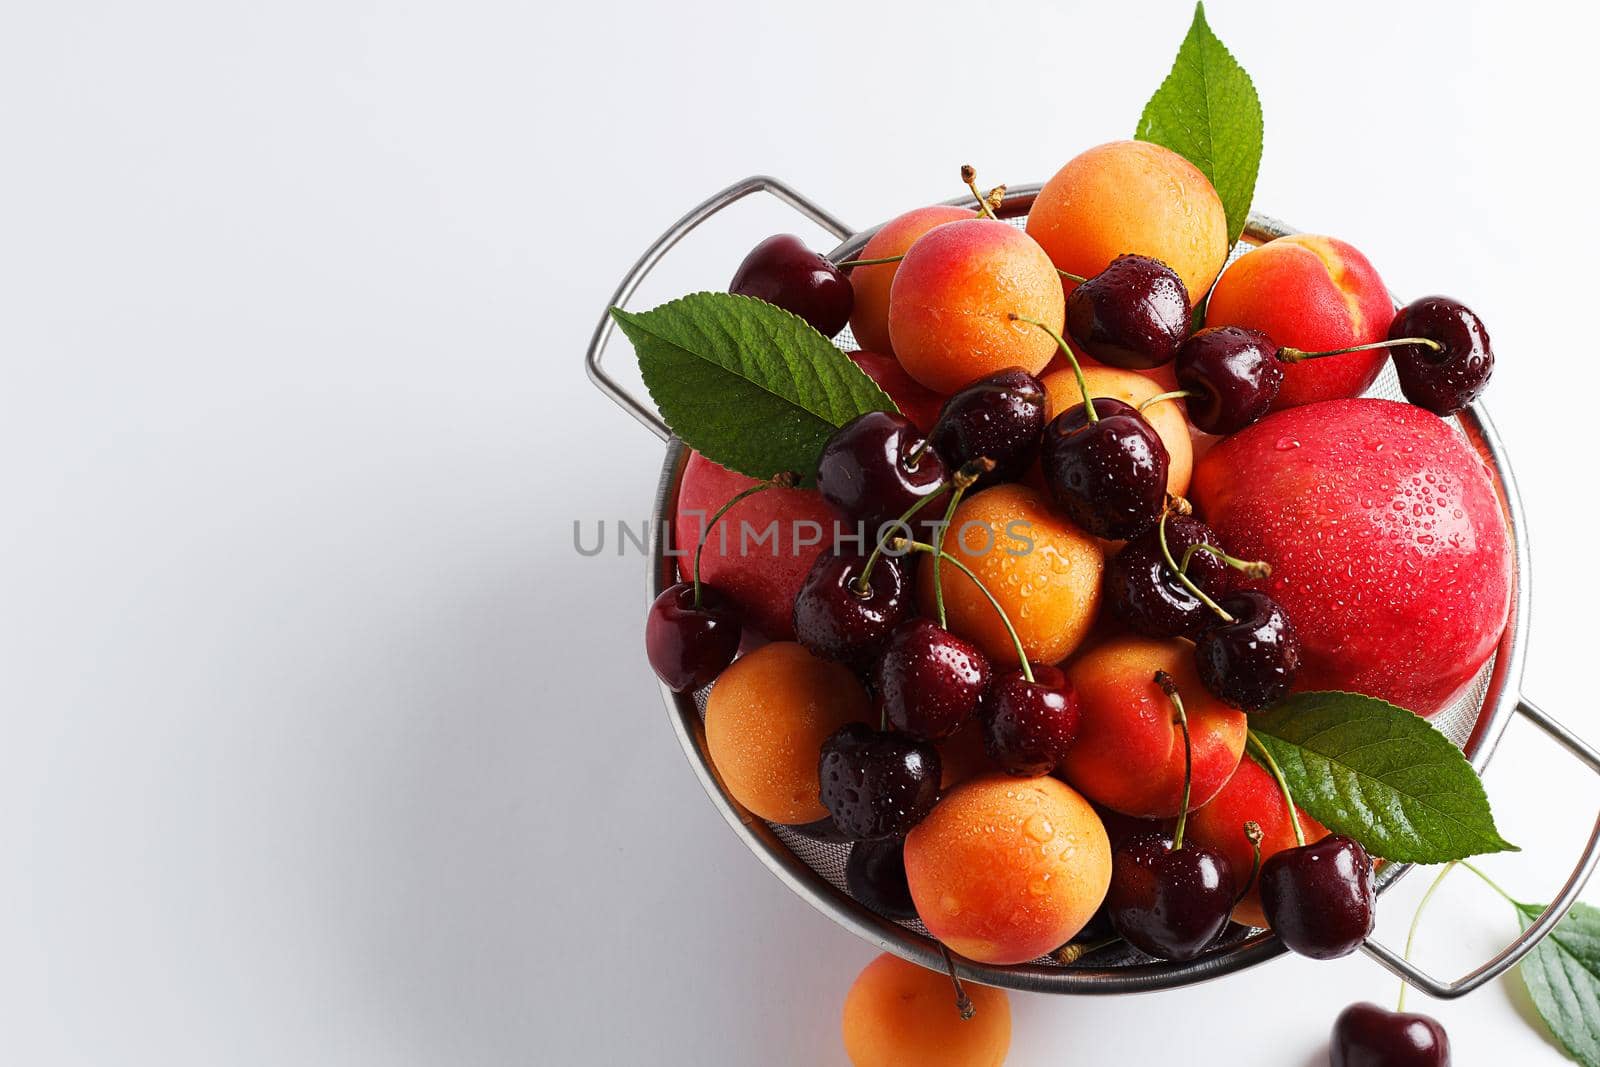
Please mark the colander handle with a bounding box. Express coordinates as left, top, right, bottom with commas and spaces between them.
585, 176, 855, 441
1358, 696, 1600, 998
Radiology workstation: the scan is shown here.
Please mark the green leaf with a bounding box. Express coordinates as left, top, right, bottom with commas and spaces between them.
1247, 691, 1516, 863
1516, 900, 1600, 1066
611, 293, 897, 485
1135, 2, 1264, 246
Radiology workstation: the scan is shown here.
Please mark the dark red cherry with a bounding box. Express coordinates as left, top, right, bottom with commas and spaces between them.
1194, 590, 1301, 711
1106, 832, 1235, 960
1174, 326, 1284, 435
792, 549, 910, 664
873, 618, 992, 740
927, 368, 1047, 487
644, 581, 740, 692
1103, 515, 1233, 640
1331, 1002, 1451, 1067
1040, 398, 1169, 540
1260, 834, 1375, 959
1388, 296, 1493, 416
819, 723, 942, 840
729, 234, 853, 338
980, 663, 1080, 776
845, 837, 917, 921
1065, 254, 1191, 369
816, 411, 947, 530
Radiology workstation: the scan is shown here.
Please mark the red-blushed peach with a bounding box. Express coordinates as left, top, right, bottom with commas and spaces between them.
1186, 754, 1328, 927
915, 484, 1104, 667
847, 205, 976, 355
674, 452, 844, 641
888, 219, 1065, 394
1058, 636, 1247, 818
704, 642, 869, 824
841, 952, 1011, 1067
1204, 234, 1395, 409
847, 349, 946, 434
1026, 141, 1228, 307
904, 774, 1111, 965
1040, 364, 1193, 498
1191, 398, 1512, 716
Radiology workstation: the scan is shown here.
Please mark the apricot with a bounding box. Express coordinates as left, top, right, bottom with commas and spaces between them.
848, 205, 976, 355
1187, 753, 1328, 927
704, 642, 869, 824
1040, 364, 1193, 497
888, 219, 1066, 394
849, 349, 946, 434
674, 452, 844, 640
1059, 636, 1247, 818
1204, 234, 1395, 409
915, 484, 1103, 666
905, 774, 1111, 965
1026, 141, 1228, 307
841, 953, 1011, 1067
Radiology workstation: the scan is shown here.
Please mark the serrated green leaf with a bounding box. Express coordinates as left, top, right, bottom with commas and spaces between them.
610, 293, 897, 485
1516, 900, 1600, 1066
1136, 2, 1264, 246
1248, 691, 1516, 863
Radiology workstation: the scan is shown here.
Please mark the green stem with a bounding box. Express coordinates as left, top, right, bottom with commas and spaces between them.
1278, 337, 1443, 363
835, 254, 905, 269
896, 538, 1032, 682
1009, 313, 1096, 423
1056, 267, 1089, 285
1158, 510, 1234, 622
1138, 389, 1196, 413
1398, 862, 1458, 1013
1155, 671, 1193, 849
1458, 860, 1519, 906
1179, 541, 1272, 581
693, 475, 795, 607
931, 485, 968, 630
1233, 821, 1265, 906
1247, 730, 1304, 847
854, 478, 951, 595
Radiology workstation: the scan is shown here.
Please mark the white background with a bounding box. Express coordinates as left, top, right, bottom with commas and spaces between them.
3, 0, 1597, 1063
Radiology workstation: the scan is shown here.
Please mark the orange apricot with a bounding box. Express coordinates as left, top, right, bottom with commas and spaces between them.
904, 774, 1111, 965
1026, 141, 1229, 306
888, 219, 1066, 394
915, 484, 1103, 666
703, 642, 869, 824
848, 205, 976, 354
1040, 364, 1193, 497
841, 952, 1011, 1067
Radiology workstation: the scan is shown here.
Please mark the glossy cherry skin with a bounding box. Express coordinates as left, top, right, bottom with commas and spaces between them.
1195, 590, 1302, 711
1174, 326, 1284, 435
1260, 834, 1375, 959
845, 837, 917, 921
729, 234, 853, 338
1106, 832, 1235, 960
816, 411, 947, 530
819, 723, 942, 840
1331, 1002, 1451, 1067
1388, 296, 1493, 416
980, 663, 1081, 776
793, 550, 910, 665
1066, 254, 1192, 369
1040, 398, 1170, 541
927, 367, 1047, 487
1104, 515, 1233, 640
644, 582, 741, 692
873, 618, 992, 740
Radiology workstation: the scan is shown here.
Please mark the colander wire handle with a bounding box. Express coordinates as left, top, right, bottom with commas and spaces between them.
585, 176, 854, 441
1359, 697, 1600, 999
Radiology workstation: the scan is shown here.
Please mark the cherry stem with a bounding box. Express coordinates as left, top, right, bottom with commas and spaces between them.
894, 537, 1033, 683
1157, 508, 1235, 623
930, 460, 994, 629
1054, 936, 1122, 964
1277, 337, 1443, 364
1180, 541, 1272, 581
1009, 312, 1097, 423
1138, 389, 1197, 413
1156, 671, 1193, 849
1233, 821, 1265, 907
939, 944, 976, 1021
692, 473, 799, 607
960, 165, 1001, 220
1457, 860, 1518, 905
835, 253, 905, 269
854, 464, 976, 596
1247, 731, 1305, 847
1398, 861, 1458, 1013
1055, 267, 1089, 284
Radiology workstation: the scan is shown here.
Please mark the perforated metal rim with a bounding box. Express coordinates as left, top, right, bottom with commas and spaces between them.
648, 189, 1530, 994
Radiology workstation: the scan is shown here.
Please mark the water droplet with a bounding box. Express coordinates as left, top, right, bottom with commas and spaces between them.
1275, 436, 1300, 451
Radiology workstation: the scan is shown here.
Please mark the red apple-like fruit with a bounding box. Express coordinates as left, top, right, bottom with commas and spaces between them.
1191, 398, 1511, 715
847, 350, 946, 434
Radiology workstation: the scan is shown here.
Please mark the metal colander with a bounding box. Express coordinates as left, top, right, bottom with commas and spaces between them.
588, 176, 1600, 996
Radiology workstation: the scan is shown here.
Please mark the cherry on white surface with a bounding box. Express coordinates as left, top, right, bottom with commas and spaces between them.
1, 0, 1593, 1064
